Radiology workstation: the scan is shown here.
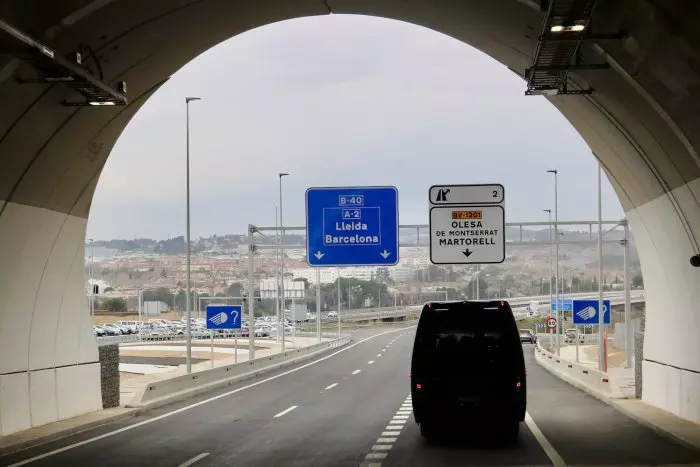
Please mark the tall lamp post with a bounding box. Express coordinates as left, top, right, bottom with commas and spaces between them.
185, 96, 201, 375
543, 210, 552, 315
278, 172, 289, 353
546, 169, 560, 355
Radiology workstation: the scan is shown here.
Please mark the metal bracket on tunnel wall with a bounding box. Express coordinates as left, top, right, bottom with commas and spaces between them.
99, 345, 120, 408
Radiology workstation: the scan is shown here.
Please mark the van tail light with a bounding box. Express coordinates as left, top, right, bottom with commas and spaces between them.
409, 372, 412, 379
515, 381, 522, 388
416, 383, 422, 390
525, 370, 528, 377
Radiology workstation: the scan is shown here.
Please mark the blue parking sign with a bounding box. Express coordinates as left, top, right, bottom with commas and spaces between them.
572, 300, 611, 325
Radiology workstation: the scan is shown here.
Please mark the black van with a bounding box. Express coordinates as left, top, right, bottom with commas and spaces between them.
410, 300, 526, 439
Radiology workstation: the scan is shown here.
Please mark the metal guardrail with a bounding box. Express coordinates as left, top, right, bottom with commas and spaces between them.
126, 334, 353, 408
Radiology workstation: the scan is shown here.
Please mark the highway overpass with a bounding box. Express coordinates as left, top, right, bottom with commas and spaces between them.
1, 0, 700, 463
336, 290, 645, 322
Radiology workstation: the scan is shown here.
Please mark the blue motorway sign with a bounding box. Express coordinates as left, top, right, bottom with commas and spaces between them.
572, 299, 611, 325
306, 186, 399, 267
206, 305, 242, 330
550, 299, 573, 312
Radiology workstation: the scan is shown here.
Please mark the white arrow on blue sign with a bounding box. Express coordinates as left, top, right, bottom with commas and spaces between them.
572, 299, 611, 325
305, 186, 399, 267
206, 305, 242, 330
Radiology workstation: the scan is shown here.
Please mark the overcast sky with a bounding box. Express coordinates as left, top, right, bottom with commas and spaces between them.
87, 14, 624, 241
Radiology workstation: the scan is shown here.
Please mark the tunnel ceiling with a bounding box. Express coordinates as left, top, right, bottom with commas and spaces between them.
0, 0, 699, 223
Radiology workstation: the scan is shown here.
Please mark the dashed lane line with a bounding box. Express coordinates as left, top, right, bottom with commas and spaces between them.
274, 405, 298, 418
352, 369, 362, 375
324, 383, 338, 390
368, 360, 375, 365
177, 453, 210, 467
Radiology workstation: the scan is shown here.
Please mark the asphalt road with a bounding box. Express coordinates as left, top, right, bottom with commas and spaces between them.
2, 325, 699, 467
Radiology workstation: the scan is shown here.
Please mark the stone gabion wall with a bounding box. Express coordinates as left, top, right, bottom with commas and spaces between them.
99, 345, 120, 408
634, 317, 645, 399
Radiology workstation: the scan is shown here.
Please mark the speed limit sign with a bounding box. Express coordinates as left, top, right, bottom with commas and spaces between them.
546, 317, 557, 330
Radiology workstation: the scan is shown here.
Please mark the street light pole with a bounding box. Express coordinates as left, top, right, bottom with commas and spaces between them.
278, 172, 289, 353
597, 163, 606, 372
543, 210, 552, 315
547, 169, 560, 355
185, 96, 201, 375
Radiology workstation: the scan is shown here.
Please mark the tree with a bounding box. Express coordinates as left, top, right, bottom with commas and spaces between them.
143, 287, 176, 307
102, 297, 127, 312
227, 282, 243, 297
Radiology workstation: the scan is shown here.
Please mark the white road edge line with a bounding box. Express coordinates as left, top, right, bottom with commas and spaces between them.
352, 369, 362, 375
7, 326, 416, 467
324, 383, 338, 390
525, 412, 566, 467
274, 405, 298, 418
177, 452, 210, 467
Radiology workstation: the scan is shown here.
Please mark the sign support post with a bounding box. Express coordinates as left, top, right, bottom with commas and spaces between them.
210, 330, 214, 369
248, 225, 256, 361
316, 268, 321, 343
597, 164, 605, 372
623, 219, 632, 368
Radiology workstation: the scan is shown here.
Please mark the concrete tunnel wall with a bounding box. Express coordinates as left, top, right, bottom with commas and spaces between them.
0, 0, 699, 434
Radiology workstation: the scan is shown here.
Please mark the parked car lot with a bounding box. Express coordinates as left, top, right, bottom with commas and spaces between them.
93, 317, 298, 342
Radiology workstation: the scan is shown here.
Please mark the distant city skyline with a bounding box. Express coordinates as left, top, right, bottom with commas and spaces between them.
87, 14, 624, 240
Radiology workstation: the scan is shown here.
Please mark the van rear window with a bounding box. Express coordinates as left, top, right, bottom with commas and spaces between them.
416, 305, 519, 357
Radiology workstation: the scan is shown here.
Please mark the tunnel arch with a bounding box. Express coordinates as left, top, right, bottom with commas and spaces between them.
1, 0, 699, 434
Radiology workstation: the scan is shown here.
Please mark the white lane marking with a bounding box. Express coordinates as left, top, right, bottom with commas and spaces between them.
525, 412, 566, 467
6, 326, 416, 467
365, 453, 387, 460
382, 349, 386, 352
372, 444, 393, 451
359, 463, 382, 467
382, 431, 401, 436
324, 383, 338, 390
274, 405, 298, 418
377, 354, 382, 358
352, 369, 362, 375
392, 415, 410, 420
177, 453, 210, 467
368, 360, 374, 365
377, 437, 397, 443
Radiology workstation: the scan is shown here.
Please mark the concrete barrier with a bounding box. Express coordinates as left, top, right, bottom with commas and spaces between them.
534, 341, 623, 399
126, 335, 352, 409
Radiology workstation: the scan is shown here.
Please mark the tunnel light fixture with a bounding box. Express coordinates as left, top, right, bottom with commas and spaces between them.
0, 18, 128, 106
550, 24, 586, 33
